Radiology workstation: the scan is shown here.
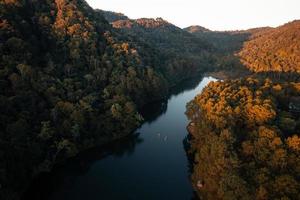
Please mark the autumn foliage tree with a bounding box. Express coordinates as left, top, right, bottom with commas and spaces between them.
238, 20, 300, 73
186, 78, 300, 200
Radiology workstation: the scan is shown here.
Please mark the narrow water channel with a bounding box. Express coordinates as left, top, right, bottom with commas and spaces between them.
23, 76, 217, 200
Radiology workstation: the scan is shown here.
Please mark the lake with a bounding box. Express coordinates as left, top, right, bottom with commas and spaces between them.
22, 76, 217, 200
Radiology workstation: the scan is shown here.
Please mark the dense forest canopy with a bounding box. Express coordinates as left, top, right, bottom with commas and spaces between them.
186, 19, 300, 200
239, 20, 300, 73
186, 78, 300, 200
98, 10, 220, 83
0, 0, 176, 199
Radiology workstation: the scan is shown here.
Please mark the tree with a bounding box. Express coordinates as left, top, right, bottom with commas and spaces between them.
38, 121, 54, 141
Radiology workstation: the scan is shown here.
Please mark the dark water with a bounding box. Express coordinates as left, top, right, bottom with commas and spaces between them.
23, 76, 217, 200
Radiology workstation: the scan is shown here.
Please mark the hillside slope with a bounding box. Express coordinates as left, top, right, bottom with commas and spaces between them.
238, 20, 300, 73
185, 26, 250, 53
96, 9, 129, 22
184, 26, 257, 73
0, 0, 170, 199
185, 26, 272, 53
99, 10, 216, 83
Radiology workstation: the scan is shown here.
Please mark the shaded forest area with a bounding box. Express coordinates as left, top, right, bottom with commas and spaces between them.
99, 10, 217, 83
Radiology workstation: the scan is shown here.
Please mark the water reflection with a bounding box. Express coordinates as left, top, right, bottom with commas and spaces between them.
140, 77, 207, 124
140, 101, 168, 124
22, 132, 143, 200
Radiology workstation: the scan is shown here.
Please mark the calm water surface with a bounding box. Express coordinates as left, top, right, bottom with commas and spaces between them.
23, 76, 217, 200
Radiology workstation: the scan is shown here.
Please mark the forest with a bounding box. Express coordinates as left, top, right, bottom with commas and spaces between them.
1, 0, 300, 200
98, 10, 217, 83
0, 0, 172, 199
239, 20, 300, 73
186, 78, 300, 199
186, 20, 300, 200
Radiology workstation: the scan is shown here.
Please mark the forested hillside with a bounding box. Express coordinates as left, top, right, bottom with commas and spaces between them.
239, 20, 300, 73
96, 9, 129, 23
186, 19, 300, 200
99, 10, 217, 83
185, 26, 251, 53
0, 0, 172, 199
186, 78, 300, 199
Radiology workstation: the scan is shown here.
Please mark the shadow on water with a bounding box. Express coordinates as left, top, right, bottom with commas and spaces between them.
169, 78, 207, 97
140, 77, 205, 124
22, 132, 143, 200
22, 75, 207, 200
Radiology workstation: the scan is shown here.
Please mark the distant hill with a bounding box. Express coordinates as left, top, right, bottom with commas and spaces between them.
185, 26, 272, 53
111, 17, 212, 53
238, 20, 300, 73
184, 25, 211, 33
113, 17, 174, 29
103, 14, 216, 83
185, 27, 251, 53
96, 9, 129, 22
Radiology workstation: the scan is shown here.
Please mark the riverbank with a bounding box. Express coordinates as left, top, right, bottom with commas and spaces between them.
22, 76, 217, 200
204, 69, 251, 80
19, 74, 208, 200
